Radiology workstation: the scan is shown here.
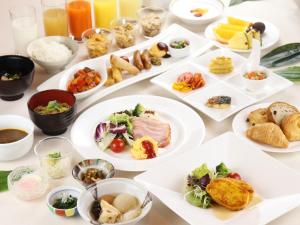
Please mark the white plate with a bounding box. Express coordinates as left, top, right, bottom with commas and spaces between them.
37, 24, 213, 114
169, 0, 224, 25
135, 132, 300, 225
70, 95, 206, 171
204, 17, 280, 52
232, 103, 300, 153
151, 48, 293, 122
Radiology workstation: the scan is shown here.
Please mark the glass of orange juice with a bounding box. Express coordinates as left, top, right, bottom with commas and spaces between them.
42, 0, 68, 36
119, 0, 141, 18
94, 0, 117, 29
66, 0, 92, 41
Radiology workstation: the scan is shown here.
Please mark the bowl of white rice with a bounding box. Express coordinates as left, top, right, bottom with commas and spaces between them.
27, 36, 79, 74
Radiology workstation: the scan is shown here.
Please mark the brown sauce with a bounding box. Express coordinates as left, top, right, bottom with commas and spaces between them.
212, 195, 263, 221
0, 129, 28, 144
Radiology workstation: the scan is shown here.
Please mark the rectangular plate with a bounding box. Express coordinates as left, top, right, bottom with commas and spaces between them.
151, 48, 293, 122
134, 132, 300, 225
37, 24, 213, 114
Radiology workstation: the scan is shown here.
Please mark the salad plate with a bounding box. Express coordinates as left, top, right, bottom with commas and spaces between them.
70, 95, 205, 171
232, 103, 300, 153
151, 48, 293, 122
37, 24, 213, 113
135, 132, 300, 225
204, 16, 279, 52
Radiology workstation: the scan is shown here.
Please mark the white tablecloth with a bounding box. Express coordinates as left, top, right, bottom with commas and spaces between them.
1, 0, 300, 224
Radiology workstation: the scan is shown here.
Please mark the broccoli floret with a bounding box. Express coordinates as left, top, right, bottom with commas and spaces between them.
216, 162, 230, 177
132, 103, 145, 117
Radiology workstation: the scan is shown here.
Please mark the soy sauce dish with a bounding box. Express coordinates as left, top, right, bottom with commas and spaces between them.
0, 55, 34, 101
0, 115, 34, 161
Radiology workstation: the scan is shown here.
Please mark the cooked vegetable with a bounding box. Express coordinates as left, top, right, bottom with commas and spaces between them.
52, 193, 77, 209
260, 43, 300, 68
244, 71, 267, 80
275, 66, 300, 81
0, 72, 21, 81
216, 162, 230, 177
81, 168, 104, 185
132, 103, 145, 117
34, 100, 71, 115
110, 138, 125, 153
0, 171, 11, 192
170, 39, 189, 49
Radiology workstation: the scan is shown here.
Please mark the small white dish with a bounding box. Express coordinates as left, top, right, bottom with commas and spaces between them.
0, 115, 34, 161
204, 16, 280, 52
232, 103, 300, 153
169, 0, 224, 25
59, 59, 108, 100
135, 132, 300, 225
168, 38, 191, 58
27, 36, 79, 74
241, 66, 270, 92
70, 95, 205, 171
77, 178, 152, 225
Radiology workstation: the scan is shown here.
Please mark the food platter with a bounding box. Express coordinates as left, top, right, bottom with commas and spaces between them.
151, 48, 293, 122
232, 103, 300, 153
135, 132, 300, 225
70, 95, 206, 171
37, 23, 213, 113
204, 17, 280, 52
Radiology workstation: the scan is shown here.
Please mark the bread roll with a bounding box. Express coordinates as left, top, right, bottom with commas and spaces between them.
281, 113, 300, 141
267, 102, 298, 125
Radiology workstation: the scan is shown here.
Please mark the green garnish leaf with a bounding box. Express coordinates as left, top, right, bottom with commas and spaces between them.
185, 187, 212, 208
229, 0, 260, 6
275, 66, 300, 82
0, 171, 12, 192
48, 151, 61, 159
191, 164, 210, 179
216, 162, 230, 177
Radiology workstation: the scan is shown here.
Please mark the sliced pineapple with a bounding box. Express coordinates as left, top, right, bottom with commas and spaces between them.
228, 32, 250, 50
246, 29, 261, 48
227, 16, 251, 27
213, 28, 237, 44
217, 23, 248, 32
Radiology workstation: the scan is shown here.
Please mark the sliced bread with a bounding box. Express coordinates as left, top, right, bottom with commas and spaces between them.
281, 113, 300, 141
267, 102, 298, 125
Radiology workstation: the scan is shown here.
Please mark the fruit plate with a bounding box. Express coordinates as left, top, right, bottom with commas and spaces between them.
151, 48, 293, 122
37, 23, 213, 114
204, 16, 280, 53
134, 132, 300, 225
70, 95, 206, 171
232, 103, 300, 153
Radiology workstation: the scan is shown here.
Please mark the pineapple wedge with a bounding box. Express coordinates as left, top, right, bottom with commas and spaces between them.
227, 16, 251, 27
228, 32, 250, 50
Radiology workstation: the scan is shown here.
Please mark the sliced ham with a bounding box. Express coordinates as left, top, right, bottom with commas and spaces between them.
132, 117, 171, 147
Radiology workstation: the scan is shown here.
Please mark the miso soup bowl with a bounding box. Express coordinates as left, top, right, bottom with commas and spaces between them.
77, 178, 152, 225
0, 115, 34, 161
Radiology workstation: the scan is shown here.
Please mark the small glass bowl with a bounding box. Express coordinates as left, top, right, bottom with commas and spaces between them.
82, 28, 112, 58
138, 6, 166, 38
110, 17, 139, 49
8, 165, 48, 201
34, 136, 73, 179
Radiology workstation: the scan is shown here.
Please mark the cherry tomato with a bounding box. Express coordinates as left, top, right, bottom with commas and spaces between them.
110, 138, 125, 153
227, 172, 241, 180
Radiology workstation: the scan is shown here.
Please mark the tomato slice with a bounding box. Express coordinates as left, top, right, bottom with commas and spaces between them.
227, 172, 241, 180
110, 138, 125, 153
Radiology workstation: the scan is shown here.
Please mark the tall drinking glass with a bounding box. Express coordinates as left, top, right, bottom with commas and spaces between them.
119, 0, 141, 18
94, 0, 117, 29
42, 0, 68, 36
66, 0, 92, 41
9, 5, 39, 56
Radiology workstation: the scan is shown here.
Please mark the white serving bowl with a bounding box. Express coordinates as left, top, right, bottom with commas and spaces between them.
241, 66, 270, 92
59, 59, 108, 100
27, 36, 79, 74
168, 38, 191, 58
169, 0, 224, 25
0, 115, 34, 161
77, 178, 152, 225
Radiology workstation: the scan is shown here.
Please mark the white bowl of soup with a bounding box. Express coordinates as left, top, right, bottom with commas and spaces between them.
0, 115, 34, 160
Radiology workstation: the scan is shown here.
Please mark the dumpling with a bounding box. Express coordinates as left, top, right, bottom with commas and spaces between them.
99, 200, 122, 224
112, 193, 139, 213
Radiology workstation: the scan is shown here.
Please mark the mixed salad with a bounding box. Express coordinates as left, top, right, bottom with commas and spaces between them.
185, 162, 242, 209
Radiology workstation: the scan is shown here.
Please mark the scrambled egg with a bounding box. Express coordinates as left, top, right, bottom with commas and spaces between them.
131, 136, 158, 160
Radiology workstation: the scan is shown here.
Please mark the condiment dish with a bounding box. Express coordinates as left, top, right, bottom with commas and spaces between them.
168, 38, 191, 58
27, 89, 76, 135
27, 36, 79, 74
0, 55, 34, 101
0, 115, 34, 161
46, 186, 82, 217
241, 66, 270, 92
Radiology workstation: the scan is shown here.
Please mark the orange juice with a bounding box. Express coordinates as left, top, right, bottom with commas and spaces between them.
43, 8, 68, 36
66, 0, 92, 40
94, 0, 117, 29
119, 0, 141, 18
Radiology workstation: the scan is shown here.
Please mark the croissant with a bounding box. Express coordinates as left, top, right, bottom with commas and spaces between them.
246, 123, 289, 148
281, 113, 300, 141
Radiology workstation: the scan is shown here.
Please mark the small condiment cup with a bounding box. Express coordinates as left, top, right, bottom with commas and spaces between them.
34, 136, 73, 179
241, 66, 270, 92
168, 38, 191, 58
